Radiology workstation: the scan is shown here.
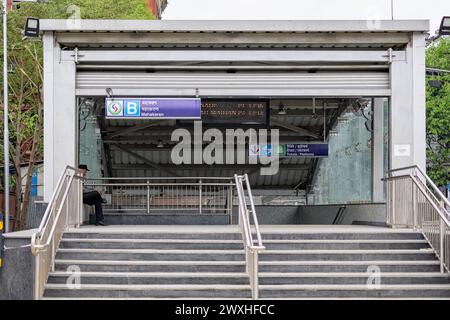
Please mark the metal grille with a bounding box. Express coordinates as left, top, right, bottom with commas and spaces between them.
85, 177, 234, 217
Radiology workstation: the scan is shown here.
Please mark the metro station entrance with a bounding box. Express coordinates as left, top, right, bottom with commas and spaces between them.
77, 94, 389, 224
40, 20, 427, 226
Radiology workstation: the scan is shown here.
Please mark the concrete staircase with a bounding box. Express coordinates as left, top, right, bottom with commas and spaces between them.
43, 226, 450, 299
257, 227, 450, 299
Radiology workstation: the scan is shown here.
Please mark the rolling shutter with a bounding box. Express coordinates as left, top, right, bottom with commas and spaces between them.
76, 71, 390, 97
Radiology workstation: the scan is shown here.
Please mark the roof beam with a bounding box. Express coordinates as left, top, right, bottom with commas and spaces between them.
271, 120, 321, 139
40, 19, 429, 33
110, 144, 180, 177
106, 120, 171, 139
63, 50, 404, 64
55, 32, 410, 47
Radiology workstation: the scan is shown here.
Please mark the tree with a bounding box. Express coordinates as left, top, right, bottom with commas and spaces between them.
425, 37, 450, 188
0, 0, 154, 231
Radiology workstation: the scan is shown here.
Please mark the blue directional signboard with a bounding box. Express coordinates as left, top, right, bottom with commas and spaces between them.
249, 143, 329, 157
106, 98, 201, 120
283, 143, 329, 157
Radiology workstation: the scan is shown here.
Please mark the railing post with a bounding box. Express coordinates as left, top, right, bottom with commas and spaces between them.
199, 179, 202, 215
391, 179, 396, 227
440, 203, 445, 273
146, 180, 150, 214
228, 184, 233, 224
252, 250, 259, 300
78, 179, 83, 227
412, 181, 417, 229
34, 244, 40, 300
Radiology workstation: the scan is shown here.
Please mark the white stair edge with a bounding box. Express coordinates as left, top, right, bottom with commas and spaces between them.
56, 248, 432, 254
57, 248, 245, 254
261, 239, 428, 244
45, 284, 251, 290
54, 259, 245, 265
61, 238, 242, 244
259, 284, 450, 290
42, 297, 250, 300
259, 272, 450, 278
260, 260, 440, 265
49, 271, 248, 278
260, 249, 434, 254
261, 297, 450, 300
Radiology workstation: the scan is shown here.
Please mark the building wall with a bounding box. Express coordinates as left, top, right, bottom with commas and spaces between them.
146, 0, 167, 19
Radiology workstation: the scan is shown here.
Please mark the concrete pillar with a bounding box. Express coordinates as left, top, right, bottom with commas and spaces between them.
43, 33, 77, 201
390, 32, 426, 172
372, 98, 385, 202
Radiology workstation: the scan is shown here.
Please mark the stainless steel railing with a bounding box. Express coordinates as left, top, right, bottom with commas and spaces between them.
234, 174, 265, 300
85, 177, 234, 222
31, 166, 83, 300
386, 165, 450, 273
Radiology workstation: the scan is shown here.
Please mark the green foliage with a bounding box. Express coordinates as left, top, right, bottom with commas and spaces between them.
0, 0, 154, 170
0, 1, 153, 227
425, 37, 450, 187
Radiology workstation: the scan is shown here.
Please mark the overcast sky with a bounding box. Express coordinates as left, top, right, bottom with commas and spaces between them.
163, 0, 449, 34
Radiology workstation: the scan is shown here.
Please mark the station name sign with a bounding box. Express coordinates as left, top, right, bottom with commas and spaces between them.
201, 100, 268, 125
250, 143, 329, 157
105, 98, 201, 119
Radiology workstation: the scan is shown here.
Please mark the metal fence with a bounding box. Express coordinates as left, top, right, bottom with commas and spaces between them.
85, 177, 234, 220
386, 166, 450, 273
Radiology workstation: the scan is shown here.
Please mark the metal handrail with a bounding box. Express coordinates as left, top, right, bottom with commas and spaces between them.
386, 165, 450, 273
389, 165, 450, 214
234, 174, 265, 300
85, 178, 234, 218
31, 165, 83, 299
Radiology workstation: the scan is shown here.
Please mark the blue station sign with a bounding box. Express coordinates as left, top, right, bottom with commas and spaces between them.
106, 98, 201, 119
283, 143, 329, 157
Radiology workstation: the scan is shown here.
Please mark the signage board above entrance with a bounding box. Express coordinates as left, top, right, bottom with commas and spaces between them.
201, 100, 268, 125
249, 143, 329, 157
105, 98, 201, 119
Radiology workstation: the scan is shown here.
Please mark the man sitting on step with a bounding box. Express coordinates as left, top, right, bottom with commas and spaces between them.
78, 164, 107, 226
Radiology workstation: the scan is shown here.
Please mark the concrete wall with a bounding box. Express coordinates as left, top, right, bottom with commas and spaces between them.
235, 204, 386, 225
390, 32, 426, 172
0, 230, 35, 300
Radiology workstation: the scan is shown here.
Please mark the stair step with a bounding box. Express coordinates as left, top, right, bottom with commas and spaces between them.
43, 284, 252, 298
258, 272, 450, 285
47, 271, 250, 285
54, 259, 247, 272
259, 284, 450, 298
63, 232, 242, 240
56, 248, 245, 261
60, 238, 244, 250
259, 249, 436, 261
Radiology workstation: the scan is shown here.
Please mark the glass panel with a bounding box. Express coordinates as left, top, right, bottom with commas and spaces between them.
78, 98, 103, 179
310, 99, 373, 204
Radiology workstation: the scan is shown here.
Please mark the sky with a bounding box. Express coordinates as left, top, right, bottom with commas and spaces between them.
162, 0, 450, 34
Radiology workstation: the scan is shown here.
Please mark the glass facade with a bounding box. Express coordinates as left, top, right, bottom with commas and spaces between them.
310, 99, 375, 204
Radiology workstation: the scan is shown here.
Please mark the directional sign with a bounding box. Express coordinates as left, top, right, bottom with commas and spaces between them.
106, 98, 201, 119
283, 143, 329, 157
249, 143, 328, 157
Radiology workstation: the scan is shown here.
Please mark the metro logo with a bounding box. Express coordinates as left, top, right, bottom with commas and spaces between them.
106, 100, 124, 117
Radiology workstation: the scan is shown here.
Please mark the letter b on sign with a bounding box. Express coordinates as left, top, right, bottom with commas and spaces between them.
125, 100, 141, 117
